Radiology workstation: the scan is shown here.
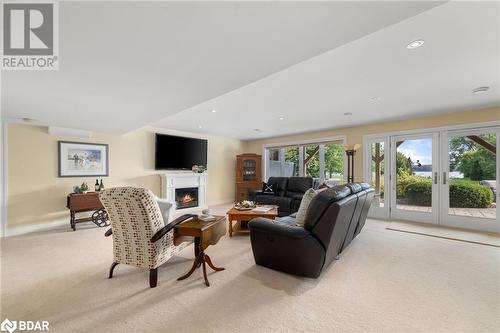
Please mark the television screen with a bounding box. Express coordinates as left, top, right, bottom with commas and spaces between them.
155, 134, 208, 170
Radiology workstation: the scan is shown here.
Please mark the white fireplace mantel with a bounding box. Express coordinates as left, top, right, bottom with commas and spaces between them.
160, 172, 208, 215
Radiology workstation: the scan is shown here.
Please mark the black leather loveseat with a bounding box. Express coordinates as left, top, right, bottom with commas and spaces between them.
249, 177, 313, 217
248, 183, 374, 278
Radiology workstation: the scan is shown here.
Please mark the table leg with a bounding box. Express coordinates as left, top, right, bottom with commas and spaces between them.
228, 215, 233, 237
70, 211, 76, 231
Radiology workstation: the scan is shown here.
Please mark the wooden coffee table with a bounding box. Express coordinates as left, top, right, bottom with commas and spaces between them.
174, 215, 226, 287
226, 206, 278, 237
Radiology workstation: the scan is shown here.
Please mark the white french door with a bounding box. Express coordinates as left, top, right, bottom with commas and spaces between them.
390, 133, 440, 224
440, 128, 499, 233
365, 125, 500, 233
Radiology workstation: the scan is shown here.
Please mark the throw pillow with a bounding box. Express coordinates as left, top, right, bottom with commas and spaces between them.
262, 182, 275, 195
295, 188, 317, 226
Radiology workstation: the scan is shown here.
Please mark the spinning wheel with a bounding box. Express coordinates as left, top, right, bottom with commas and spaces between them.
92, 209, 110, 227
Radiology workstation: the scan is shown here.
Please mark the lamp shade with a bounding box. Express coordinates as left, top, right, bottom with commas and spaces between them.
343, 143, 361, 151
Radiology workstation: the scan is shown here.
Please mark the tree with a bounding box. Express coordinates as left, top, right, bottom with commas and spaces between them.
396, 151, 412, 176
457, 150, 496, 180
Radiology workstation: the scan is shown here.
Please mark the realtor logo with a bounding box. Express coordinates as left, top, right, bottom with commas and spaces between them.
0, 318, 49, 332
1, 1, 59, 70
0, 319, 17, 333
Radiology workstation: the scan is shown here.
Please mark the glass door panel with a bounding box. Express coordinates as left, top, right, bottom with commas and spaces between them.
441, 129, 499, 232
323, 142, 344, 186
391, 134, 439, 224
364, 138, 390, 219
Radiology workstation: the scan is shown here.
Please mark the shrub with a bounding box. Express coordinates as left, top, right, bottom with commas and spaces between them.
398, 177, 493, 208
405, 178, 432, 206
449, 179, 493, 208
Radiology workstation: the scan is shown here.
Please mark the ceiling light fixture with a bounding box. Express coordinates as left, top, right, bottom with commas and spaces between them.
344, 112, 352, 116
21, 117, 35, 123
370, 97, 381, 102
407, 39, 424, 49
472, 86, 490, 95
211, 109, 217, 113
279, 117, 284, 121
198, 125, 203, 129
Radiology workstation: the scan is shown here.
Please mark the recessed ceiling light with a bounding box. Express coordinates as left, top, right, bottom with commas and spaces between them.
344, 112, 352, 116
279, 117, 284, 121
472, 86, 490, 95
407, 39, 424, 49
211, 109, 217, 113
198, 125, 203, 129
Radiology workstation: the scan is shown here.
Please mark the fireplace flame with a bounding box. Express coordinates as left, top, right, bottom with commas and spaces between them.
181, 194, 194, 203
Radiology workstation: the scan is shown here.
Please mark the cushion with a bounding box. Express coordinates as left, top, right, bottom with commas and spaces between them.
295, 188, 319, 226
155, 197, 173, 223
262, 182, 276, 195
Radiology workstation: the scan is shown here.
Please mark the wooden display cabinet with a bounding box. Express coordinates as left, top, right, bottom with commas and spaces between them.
235, 153, 262, 202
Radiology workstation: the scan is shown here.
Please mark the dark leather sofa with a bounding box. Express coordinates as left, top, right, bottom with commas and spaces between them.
248, 183, 374, 278
249, 177, 313, 217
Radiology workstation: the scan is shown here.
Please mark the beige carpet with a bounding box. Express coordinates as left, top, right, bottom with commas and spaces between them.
1, 211, 499, 332
387, 220, 500, 248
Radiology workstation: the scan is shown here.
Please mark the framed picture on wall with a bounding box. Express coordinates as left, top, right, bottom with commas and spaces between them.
58, 141, 109, 177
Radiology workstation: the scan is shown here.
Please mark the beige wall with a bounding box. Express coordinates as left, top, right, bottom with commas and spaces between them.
7, 124, 245, 230
245, 107, 500, 181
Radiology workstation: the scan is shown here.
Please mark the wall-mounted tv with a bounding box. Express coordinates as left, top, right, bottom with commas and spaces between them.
155, 134, 208, 170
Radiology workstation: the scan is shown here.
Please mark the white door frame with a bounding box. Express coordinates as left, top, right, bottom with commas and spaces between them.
440, 127, 499, 233
389, 132, 440, 224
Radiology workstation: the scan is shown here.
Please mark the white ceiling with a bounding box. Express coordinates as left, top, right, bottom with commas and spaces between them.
154, 0, 500, 139
2, 1, 446, 134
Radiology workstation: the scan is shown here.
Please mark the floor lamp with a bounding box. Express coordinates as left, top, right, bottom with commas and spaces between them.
344, 144, 361, 183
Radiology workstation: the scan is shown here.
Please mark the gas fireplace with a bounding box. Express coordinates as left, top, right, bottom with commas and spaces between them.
175, 187, 199, 210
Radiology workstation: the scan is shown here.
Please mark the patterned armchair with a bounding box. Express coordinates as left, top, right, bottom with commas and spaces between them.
99, 187, 193, 288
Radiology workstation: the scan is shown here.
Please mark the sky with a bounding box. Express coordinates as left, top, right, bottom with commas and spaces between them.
397, 139, 433, 165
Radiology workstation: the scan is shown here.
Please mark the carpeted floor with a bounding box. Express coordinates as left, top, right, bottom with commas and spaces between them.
1, 207, 499, 332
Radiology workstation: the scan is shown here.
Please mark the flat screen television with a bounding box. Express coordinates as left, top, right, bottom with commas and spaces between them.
155, 134, 208, 170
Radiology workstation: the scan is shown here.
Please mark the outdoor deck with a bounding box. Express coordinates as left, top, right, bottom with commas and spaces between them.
397, 204, 497, 219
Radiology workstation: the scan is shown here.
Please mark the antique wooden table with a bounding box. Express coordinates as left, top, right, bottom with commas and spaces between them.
66, 192, 109, 231
174, 215, 226, 287
226, 206, 278, 237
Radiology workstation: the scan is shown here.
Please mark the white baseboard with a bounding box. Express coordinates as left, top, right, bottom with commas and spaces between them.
5, 220, 68, 237
207, 199, 233, 206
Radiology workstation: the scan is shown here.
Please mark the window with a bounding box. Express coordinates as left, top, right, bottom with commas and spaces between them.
265, 140, 345, 185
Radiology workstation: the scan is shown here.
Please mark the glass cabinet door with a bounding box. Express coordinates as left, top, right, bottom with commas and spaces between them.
242, 159, 256, 181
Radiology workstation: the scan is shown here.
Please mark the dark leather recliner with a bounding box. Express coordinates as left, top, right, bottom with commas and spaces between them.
248, 183, 374, 278
249, 177, 313, 216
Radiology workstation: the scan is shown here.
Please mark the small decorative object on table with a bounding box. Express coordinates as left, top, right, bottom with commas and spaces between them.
234, 200, 256, 210
80, 182, 89, 194
199, 208, 216, 222
192, 165, 206, 173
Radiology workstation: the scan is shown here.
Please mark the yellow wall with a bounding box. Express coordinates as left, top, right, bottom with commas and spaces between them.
7, 124, 245, 229
245, 107, 500, 181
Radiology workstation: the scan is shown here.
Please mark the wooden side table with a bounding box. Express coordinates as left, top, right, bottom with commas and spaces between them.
174, 216, 226, 287
66, 192, 109, 231
226, 207, 278, 237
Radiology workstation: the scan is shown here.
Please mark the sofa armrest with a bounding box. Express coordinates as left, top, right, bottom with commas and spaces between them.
248, 217, 310, 239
